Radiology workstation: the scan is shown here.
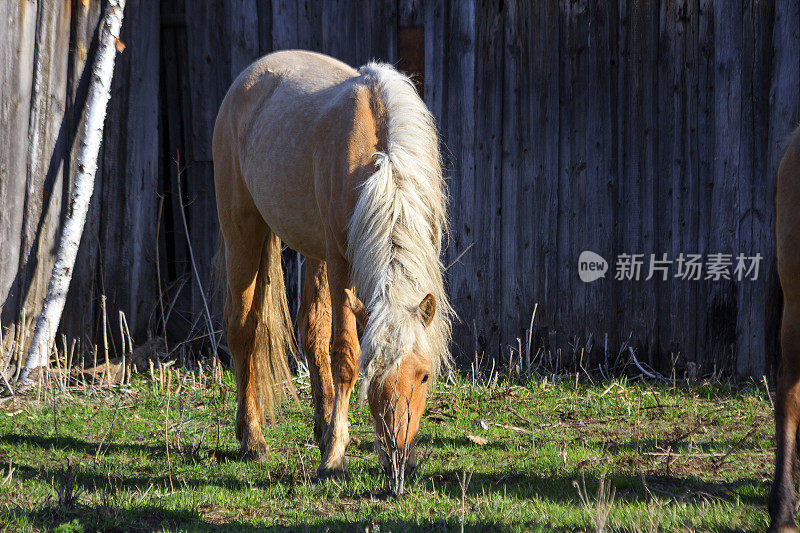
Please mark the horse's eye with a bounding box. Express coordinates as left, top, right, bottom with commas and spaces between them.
421, 373, 429, 384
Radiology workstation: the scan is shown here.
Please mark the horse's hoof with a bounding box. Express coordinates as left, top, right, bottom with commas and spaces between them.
241, 441, 269, 461
317, 460, 348, 481
240, 426, 269, 461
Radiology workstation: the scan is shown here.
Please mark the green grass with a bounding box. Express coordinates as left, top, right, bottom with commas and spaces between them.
0, 368, 774, 531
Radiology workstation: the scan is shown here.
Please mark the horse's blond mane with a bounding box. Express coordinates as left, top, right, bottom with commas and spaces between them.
348, 62, 453, 398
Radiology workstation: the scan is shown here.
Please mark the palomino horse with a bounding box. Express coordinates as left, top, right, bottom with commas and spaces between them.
771, 126, 800, 532
212, 50, 452, 492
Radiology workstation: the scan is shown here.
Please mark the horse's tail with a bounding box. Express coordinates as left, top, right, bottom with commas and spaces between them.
217, 227, 297, 424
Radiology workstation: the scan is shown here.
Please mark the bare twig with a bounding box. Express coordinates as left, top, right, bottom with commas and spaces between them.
0, 371, 12, 397
120, 312, 134, 386
101, 295, 110, 387
95, 394, 123, 461
165, 369, 174, 491
665, 419, 705, 451
0, 326, 12, 397
629, 347, 668, 382
446, 242, 474, 271
1, 459, 14, 486
714, 426, 759, 469
175, 159, 218, 365
155, 195, 169, 356
762, 375, 774, 409
458, 469, 472, 533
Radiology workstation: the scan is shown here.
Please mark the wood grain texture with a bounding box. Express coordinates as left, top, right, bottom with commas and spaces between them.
0, 0, 797, 377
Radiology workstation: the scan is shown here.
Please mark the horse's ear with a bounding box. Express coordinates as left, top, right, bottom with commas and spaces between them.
418, 294, 436, 327
344, 289, 369, 327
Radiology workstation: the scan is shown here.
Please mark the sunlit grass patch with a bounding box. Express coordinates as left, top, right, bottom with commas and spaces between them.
0, 369, 772, 531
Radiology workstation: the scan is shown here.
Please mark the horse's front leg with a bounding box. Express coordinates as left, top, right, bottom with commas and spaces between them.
317, 251, 360, 478
299, 258, 334, 446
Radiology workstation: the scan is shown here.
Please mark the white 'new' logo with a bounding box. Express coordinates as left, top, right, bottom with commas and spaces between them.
578, 251, 608, 282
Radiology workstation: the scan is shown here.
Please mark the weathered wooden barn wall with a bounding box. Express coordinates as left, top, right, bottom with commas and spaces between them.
1, 0, 797, 377
0, 0, 162, 361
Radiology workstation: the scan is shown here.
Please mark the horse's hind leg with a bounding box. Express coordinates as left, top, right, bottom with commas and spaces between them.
220, 216, 270, 460
771, 302, 800, 532
298, 258, 334, 447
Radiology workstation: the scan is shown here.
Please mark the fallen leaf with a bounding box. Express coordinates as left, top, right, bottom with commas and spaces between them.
467, 435, 488, 445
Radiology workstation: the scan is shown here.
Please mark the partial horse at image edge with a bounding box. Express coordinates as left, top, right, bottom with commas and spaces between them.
770, 124, 800, 533
212, 50, 452, 493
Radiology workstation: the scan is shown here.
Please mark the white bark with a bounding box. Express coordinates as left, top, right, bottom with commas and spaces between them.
18, 0, 127, 385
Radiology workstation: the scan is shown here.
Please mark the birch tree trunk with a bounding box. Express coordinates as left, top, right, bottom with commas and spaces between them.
18, 0, 127, 386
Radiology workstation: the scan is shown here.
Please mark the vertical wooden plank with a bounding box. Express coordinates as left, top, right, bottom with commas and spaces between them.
748, 0, 779, 377
159, 0, 190, 291
320, 0, 352, 63
184, 0, 227, 317
555, 0, 573, 364
613, 0, 630, 366
423, 0, 447, 126
734, 0, 767, 377
362, 0, 396, 64
695, 0, 714, 373
443, 0, 476, 360
584, 0, 616, 368
655, 0, 675, 363
296, 0, 322, 51
96, 0, 161, 341
423, 1, 453, 357
229, 0, 259, 78
655, 0, 688, 365
557, 0, 598, 367
272, 0, 298, 50
159, 0, 194, 338
17, 1, 72, 337
62, 0, 108, 343
616, 0, 659, 367
562, 0, 591, 368
639, 0, 660, 367
500, 0, 521, 350
706, 0, 741, 375
765, 0, 800, 373
0, 2, 38, 328
528, 0, 560, 357
678, 0, 702, 368
472, 0, 503, 358
256, 0, 273, 55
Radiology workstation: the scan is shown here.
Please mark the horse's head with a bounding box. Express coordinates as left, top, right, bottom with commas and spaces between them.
345, 290, 436, 495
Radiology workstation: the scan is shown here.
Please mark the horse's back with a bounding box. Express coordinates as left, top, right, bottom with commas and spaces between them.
778, 126, 800, 303
213, 50, 368, 259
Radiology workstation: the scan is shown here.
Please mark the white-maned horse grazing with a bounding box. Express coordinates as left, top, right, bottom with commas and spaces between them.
212, 50, 452, 494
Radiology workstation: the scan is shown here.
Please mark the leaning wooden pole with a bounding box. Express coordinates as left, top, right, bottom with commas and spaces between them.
18, 0, 127, 386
